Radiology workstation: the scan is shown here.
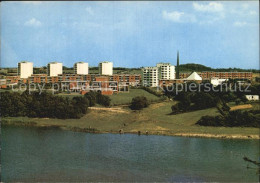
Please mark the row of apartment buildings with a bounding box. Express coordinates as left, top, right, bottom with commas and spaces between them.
18, 61, 113, 79
179, 71, 253, 80
0, 61, 135, 95
142, 64, 253, 87
1, 73, 141, 95
0, 60, 254, 94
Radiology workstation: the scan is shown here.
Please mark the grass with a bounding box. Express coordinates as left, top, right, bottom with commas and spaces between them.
56, 88, 162, 104
109, 88, 162, 105
3, 101, 259, 139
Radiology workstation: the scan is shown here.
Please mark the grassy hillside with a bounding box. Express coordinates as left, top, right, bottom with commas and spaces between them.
109, 89, 162, 105
179, 63, 259, 73
3, 101, 259, 139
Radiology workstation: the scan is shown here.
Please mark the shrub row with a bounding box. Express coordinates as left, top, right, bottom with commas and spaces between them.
196, 110, 260, 128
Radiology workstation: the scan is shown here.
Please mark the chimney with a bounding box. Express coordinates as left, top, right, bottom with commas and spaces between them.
176, 51, 180, 79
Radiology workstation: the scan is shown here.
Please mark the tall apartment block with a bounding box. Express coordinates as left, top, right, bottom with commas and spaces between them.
47, 62, 63, 76
74, 62, 89, 75
142, 63, 175, 87
18, 61, 33, 79
99, 61, 113, 75
156, 63, 175, 80
142, 67, 160, 87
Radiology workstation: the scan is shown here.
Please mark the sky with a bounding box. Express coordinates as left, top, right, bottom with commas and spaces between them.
1, 1, 259, 69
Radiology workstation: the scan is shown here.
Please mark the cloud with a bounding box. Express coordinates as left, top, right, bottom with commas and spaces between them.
24, 18, 42, 27
249, 11, 257, 15
19, 1, 42, 4
85, 7, 94, 15
241, 3, 249, 9
233, 21, 247, 27
162, 11, 196, 23
193, 2, 224, 12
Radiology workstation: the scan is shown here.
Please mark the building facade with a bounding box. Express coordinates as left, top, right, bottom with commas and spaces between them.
142, 62, 175, 87
47, 62, 63, 76
142, 67, 159, 87
156, 63, 175, 80
200, 71, 252, 80
74, 62, 89, 75
98, 61, 113, 75
24, 73, 141, 95
18, 61, 33, 79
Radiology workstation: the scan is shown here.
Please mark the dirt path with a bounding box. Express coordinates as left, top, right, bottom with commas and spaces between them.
89, 107, 129, 114
230, 104, 253, 111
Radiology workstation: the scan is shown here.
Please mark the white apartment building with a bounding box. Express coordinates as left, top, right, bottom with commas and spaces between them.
47, 62, 63, 76
142, 67, 160, 87
142, 62, 175, 87
18, 61, 33, 79
74, 62, 89, 75
156, 63, 175, 80
99, 61, 113, 75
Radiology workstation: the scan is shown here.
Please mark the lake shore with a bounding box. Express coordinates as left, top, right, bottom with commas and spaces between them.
2, 101, 259, 140
2, 120, 259, 139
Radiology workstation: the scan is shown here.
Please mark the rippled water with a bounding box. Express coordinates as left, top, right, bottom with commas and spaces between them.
1, 125, 259, 182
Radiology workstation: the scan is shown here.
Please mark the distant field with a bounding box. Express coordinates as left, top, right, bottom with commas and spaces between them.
253, 73, 260, 78
109, 89, 162, 105
57, 89, 162, 105
116, 69, 142, 75
88, 68, 142, 75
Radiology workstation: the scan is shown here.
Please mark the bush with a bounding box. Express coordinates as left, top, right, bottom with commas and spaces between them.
130, 96, 150, 110
84, 91, 96, 107
140, 86, 163, 97
235, 99, 241, 105
84, 91, 111, 107
96, 93, 111, 107
196, 110, 260, 128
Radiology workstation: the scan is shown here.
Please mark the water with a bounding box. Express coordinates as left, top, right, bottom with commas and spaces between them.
1, 125, 259, 182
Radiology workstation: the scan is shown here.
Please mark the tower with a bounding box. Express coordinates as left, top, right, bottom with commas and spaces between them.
74, 62, 89, 75
47, 62, 63, 76
98, 61, 113, 75
176, 51, 180, 79
18, 61, 33, 79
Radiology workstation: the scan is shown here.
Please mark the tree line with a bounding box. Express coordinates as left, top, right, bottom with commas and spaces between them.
0, 91, 89, 119
178, 63, 260, 73
196, 109, 260, 128
164, 82, 260, 114
1, 90, 111, 119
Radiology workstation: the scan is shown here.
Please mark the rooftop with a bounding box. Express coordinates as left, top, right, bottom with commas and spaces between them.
48, 62, 62, 64
100, 61, 112, 64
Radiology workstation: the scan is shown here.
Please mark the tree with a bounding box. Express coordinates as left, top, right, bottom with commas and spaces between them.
96, 93, 111, 107
130, 96, 150, 110
84, 91, 96, 106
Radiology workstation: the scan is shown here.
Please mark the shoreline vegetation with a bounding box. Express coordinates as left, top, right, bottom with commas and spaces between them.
2, 101, 259, 140
1, 83, 259, 139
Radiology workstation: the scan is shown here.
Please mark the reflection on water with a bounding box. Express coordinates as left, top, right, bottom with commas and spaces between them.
1, 126, 259, 182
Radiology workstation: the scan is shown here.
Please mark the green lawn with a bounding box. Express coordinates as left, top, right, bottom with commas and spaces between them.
109, 88, 162, 105
57, 88, 162, 105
